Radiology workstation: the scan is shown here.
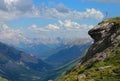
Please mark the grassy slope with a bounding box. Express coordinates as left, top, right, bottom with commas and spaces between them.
41, 45, 89, 81
100, 17, 120, 25
0, 77, 8, 81
58, 17, 120, 81
58, 46, 120, 81
41, 56, 83, 81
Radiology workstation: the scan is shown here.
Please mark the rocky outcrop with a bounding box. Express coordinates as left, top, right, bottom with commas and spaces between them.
58, 17, 120, 81
81, 18, 120, 64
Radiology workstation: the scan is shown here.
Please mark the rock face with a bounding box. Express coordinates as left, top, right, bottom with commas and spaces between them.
81, 19, 120, 63
58, 17, 120, 81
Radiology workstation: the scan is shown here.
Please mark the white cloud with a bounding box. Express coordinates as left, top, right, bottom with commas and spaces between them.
47, 24, 59, 30
30, 24, 59, 32
4, 0, 18, 5
58, 20, 81, 28
0, 0, 35, 21
84, 8, 103, 20
30, 25, 50, 32
0, 0, 102, 45
38, 7, 103, 20
29, 20, 94, 39
58, 20, 94, 30
0, 24, 31, 45
0, 20, 94, 45
2, 0, 33, 11
0, 0, 104, 21
0, 9, 22, 21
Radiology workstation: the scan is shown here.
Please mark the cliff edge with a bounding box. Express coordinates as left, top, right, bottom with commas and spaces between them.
58, 17, 120, 81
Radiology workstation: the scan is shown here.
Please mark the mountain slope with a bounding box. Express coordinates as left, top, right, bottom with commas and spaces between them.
0, 42, 52, 81
58, 17, 120, 81
0, 77, 8, 81
17, 43, 61, 60
42, 57, 81, 81
45, 42, 91, 66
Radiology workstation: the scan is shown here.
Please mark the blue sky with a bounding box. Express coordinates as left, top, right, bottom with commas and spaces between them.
0, 0, 120, 45
5, 0, 120, 28
32, 0, 120, 17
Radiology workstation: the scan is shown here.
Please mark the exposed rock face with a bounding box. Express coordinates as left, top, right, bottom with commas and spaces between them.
81, 20, 120, 64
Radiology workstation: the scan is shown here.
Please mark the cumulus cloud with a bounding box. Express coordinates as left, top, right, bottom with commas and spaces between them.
47, 24, 59, 30
29, 20, 94, 39
1, 0, 33, 11
29, 20, 93, 32
58, 20, 81, 28
30, 25, 50, 32
58, 20, 94, 30
0, 0, 104, 21
0, 24, 31, 45
0, 0, 35, 21
0, 20, 94, 45
0, 0, 97, 45
30, 24, 59, 32
38, 7, 103, 20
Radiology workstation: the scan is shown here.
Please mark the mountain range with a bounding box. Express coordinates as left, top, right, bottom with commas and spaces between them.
0, 42, 52, 81
15, 38, 90, 60
0, 38, 90, 81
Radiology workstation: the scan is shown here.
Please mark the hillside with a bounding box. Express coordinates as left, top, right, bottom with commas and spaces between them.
0, 42, 52, 81
41, 41, 91, 81
45, 42, 91, 66
0, 77, 8, 81
17, 43, 61, 60
58, 17, 120, 81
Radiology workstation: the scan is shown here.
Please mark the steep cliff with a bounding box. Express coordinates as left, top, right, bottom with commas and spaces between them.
58, 17, 120, 81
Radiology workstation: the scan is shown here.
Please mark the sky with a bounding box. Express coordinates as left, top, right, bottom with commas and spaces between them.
0, 0, 120, 45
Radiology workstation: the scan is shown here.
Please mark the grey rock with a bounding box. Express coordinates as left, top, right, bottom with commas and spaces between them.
81, 21, 120, 63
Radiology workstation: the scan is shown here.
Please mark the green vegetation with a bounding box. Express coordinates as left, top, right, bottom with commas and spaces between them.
107, 17, 120, 25
99, 17, 120, 25
0, 77, 8, 81
41, 57, 81, 81
58, 47, 120, 81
